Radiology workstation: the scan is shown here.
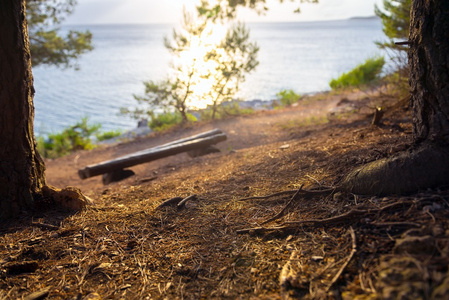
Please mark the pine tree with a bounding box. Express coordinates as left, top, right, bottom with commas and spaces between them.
26, 0, 93, 68
375, 0, 411, 52
375, 0, 411, 90
204, 22, 259, 119
128, 4, 258, 123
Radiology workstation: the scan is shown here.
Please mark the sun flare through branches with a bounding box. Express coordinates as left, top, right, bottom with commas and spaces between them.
124, 1, 259, 123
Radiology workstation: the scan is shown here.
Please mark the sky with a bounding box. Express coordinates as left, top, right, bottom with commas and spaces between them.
64, 0, 383, 25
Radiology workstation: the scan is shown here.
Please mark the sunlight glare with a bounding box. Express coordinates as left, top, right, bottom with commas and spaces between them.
170, 20, 229, 109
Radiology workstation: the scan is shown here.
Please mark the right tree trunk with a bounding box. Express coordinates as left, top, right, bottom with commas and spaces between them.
409, 0, 449, 144
341, 0, 449, 195
0, 0, 46, 219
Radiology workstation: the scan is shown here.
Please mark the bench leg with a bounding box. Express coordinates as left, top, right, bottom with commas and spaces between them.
102, 169, 135, 185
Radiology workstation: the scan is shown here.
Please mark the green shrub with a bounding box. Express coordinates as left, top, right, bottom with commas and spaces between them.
37, 117, 100, 158
199, 102, 254, 121
96, 129, 122, 141
149, 112, 197, 132
329, 56, 385, 90
275, 89, 301, 107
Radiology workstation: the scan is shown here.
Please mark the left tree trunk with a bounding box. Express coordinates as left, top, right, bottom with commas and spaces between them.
0, 0, 46, 219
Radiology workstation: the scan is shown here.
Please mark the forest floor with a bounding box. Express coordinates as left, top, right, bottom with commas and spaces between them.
1, 89, 449, 299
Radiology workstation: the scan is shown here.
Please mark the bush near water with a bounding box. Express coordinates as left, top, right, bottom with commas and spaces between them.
329, 56, 385, 90
149, 112, 197, 132
37, 118, 121, 158
275, 89, 301, 107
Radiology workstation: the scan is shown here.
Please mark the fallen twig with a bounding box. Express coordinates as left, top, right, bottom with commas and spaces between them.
31, 222, 59, 231
138, 176, 158, 184
369, 221, 421, 228
237, 187, 335, 201
325, 227, 357, 293
261, 185, 303, 225
283, 208, 377, 227
237, 198, 433, 234
177, 194, 198, 209
236, 225, 293, 235
236, 208, 376, 234
279, 250, 301, 292
238, 190, 297, 201
23, 287, 51, 300
156, 197, 184, 209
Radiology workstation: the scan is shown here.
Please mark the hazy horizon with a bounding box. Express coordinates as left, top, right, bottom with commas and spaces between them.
63, 0, 382, 26
61, 15, 379, 27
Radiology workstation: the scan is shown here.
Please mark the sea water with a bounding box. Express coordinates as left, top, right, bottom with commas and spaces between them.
32, 18, 386, 136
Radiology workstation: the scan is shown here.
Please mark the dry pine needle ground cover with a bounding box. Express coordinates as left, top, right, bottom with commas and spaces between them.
1, 90, 449, 299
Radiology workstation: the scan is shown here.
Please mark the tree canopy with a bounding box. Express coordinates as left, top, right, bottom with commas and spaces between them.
26, 0, 93, 68
375, 0, 411, 47
375, 0, 411, 69
225, 0, 318, 13
126, 4, 259, 123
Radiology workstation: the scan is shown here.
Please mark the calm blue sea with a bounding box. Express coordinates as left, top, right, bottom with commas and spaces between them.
33, 18, 386, 136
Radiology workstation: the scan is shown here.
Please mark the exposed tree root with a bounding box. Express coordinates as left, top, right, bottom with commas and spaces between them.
260, 185, 303, 225
236, 199, 430, 235
41, 186, 93, 211
340, 142, 449, 195
236, 142, 449, 237
239, 143, 449, 210
237, 209, 373, 234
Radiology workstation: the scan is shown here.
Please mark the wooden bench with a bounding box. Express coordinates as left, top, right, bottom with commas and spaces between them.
78, 129, 227, 183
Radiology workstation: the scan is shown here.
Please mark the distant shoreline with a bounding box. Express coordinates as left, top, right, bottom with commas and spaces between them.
349, 15, 379, 20
62, 16, 381, 28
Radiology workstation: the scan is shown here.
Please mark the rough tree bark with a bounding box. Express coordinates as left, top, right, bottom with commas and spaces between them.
341, 0, 449, 195
0, 0, 46, 219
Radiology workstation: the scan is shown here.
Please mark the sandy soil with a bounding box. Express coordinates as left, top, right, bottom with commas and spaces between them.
1, 90, 449, 299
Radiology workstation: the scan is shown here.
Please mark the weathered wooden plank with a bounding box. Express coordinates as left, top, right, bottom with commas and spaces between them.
78, 133, 226, 179
151, 128, 223, 149
130, 128, 223, 157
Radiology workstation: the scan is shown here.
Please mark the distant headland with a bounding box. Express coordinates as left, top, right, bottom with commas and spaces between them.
349, 16, 379, 20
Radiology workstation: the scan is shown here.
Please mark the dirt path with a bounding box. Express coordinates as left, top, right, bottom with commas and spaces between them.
45, 90, 359, 195
2, 90, 449, 299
